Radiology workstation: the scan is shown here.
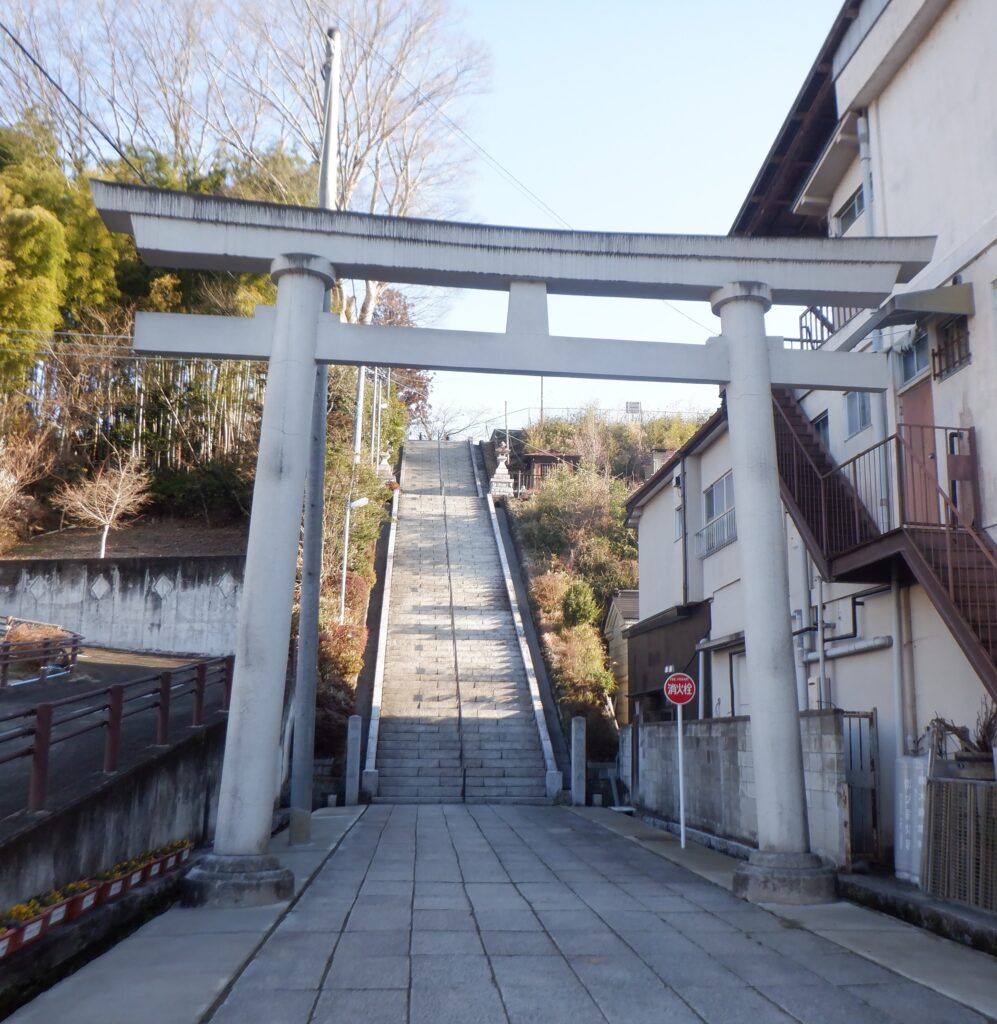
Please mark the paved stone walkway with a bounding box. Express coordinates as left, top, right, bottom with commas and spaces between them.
209, 805, 993, 1024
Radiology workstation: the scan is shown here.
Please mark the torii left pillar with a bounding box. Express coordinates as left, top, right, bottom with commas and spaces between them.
183, 253, 334, 906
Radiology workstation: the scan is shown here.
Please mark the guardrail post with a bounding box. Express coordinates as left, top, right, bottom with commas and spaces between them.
222, 656, 234, 710
0, 641, 9, 688
28, 704, 53, 813
104, 685, 123, 773
38, 640, 51, 684
156, 671, 172, 745
193, 663, 207, 727
69, 637, 80, 671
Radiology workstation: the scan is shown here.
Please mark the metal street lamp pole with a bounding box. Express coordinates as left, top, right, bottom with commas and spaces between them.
289, 26, 341, 845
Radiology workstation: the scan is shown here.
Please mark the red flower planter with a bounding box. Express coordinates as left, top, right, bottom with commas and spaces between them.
126, 866, 145, 890
66, 887, 99, 921
0, 928, 20, 960
96, 876, 128, 904
16, 913, 48, 947
44, 898, 72, 929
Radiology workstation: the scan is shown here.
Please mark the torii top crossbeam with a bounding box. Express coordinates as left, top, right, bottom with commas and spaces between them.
91, 181, 933, 392
94, 180, 930, 305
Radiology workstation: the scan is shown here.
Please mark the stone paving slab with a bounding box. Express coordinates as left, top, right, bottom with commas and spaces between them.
11, 804, 997, 1023
203, 804, 995, 1024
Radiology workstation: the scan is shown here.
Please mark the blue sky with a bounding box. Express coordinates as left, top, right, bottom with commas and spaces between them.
420, 0, 843, 434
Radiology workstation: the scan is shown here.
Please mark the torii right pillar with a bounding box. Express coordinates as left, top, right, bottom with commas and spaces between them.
713, 282, 836, 904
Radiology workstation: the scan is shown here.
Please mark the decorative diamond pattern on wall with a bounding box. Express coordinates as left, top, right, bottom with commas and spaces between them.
152, 575, 174, 599
90, 574, 111, 601
215, 572, 237, 600
27, 576, 48, 600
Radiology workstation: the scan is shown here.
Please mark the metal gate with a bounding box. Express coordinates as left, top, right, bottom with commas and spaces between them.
843, 709, 880, 864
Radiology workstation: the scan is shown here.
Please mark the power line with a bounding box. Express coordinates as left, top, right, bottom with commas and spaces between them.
0, 21, 148, 183
334, 15, 715, 334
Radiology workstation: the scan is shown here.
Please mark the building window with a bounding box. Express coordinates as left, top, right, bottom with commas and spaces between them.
674, 505, 684, 542
812, 412, 830, 452
932, 316, 971, 380
834, 186, 865, 236
900, 331, 930, 383
697, 472, 736, 557
845, 391, 871, 438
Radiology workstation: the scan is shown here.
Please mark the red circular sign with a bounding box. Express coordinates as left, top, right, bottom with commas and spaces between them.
664, 672, 696, 705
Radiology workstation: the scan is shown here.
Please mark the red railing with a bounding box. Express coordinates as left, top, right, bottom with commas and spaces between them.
0, 621, 84, 688
895, 429, 997, 658
776, 412, 980, 559
0, 655, 233, 814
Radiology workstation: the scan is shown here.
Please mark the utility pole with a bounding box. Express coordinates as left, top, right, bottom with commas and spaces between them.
290, 26, 341, 845
369, 368, 379, 463
539, 376, 544, 424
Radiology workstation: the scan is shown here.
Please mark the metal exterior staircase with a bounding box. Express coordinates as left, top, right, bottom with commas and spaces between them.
772, 387, 997, 701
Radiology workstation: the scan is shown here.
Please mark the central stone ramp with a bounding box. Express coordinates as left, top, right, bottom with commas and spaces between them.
375, 441, 548, 803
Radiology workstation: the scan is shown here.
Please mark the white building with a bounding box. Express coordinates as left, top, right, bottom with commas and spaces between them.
626, 0, 997, 879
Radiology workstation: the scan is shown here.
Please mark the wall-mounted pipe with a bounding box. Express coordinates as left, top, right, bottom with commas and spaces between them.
816, 575, 828, 705
803, 635, 893, 663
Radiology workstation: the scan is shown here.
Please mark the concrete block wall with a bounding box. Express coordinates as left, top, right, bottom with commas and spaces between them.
0, 556, 244, 656
636, 710, 849, 864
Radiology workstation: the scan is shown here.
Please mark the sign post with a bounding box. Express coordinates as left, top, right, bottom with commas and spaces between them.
664, 671, 697, 849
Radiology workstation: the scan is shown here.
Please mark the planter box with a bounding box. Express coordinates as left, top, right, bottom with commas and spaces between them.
180, 847, 191, 863
96, 876, 128, 904
127, 867, 145, 890
164, 853, 179, 872
0, 928, 20, 960
17, 914, 48, 947
143, 857, 164, 882
66, 887, 99, 921
44, 898, 72, 929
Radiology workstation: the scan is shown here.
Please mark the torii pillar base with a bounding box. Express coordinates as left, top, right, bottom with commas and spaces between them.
180, 853, 293, 908
733, 851, 836, 906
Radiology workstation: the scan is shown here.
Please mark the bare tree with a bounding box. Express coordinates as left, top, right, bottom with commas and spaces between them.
0, 413, 54, 544
416, 403, 485, 441
52, 452, 152, 558
0, 0, 486, 322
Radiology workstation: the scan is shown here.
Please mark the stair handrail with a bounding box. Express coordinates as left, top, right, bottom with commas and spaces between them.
772, 395, 831, 554
437, 441, 467, 799
896, 429, 997, 574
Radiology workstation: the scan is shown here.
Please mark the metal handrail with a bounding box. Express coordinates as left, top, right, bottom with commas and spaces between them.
437, 441, 466, 798
0, 655, 232, 814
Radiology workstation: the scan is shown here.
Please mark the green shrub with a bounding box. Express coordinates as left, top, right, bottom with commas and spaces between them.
546, 624, 615, 704
561, 579, 599, 628
314, 678, 355, 758
317, 624, 367, 684
530, 569, 572, 630
149, 459, 253, 522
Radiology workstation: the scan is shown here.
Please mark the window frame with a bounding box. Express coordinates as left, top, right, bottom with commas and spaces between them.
834, 186, 865, 236
932, 315, 971, 381
845, 391, 871, 439
704, 471, 734, 524
900, 331, 931, 385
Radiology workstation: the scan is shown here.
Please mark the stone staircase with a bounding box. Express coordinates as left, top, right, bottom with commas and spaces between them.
374, 441, 550, 803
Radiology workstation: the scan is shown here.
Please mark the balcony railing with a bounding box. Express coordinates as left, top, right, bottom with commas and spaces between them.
775, 413, 979, 560
696, 508, 736, 557
798, 305, 863, 347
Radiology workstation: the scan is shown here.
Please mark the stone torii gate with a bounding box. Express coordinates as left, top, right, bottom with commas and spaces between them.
92, 180, 932, 905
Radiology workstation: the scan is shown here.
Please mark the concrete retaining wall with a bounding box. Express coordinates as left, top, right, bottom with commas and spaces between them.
0, 721, 225, 908
636, 710, 849, 864
0, 556, 243, 656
